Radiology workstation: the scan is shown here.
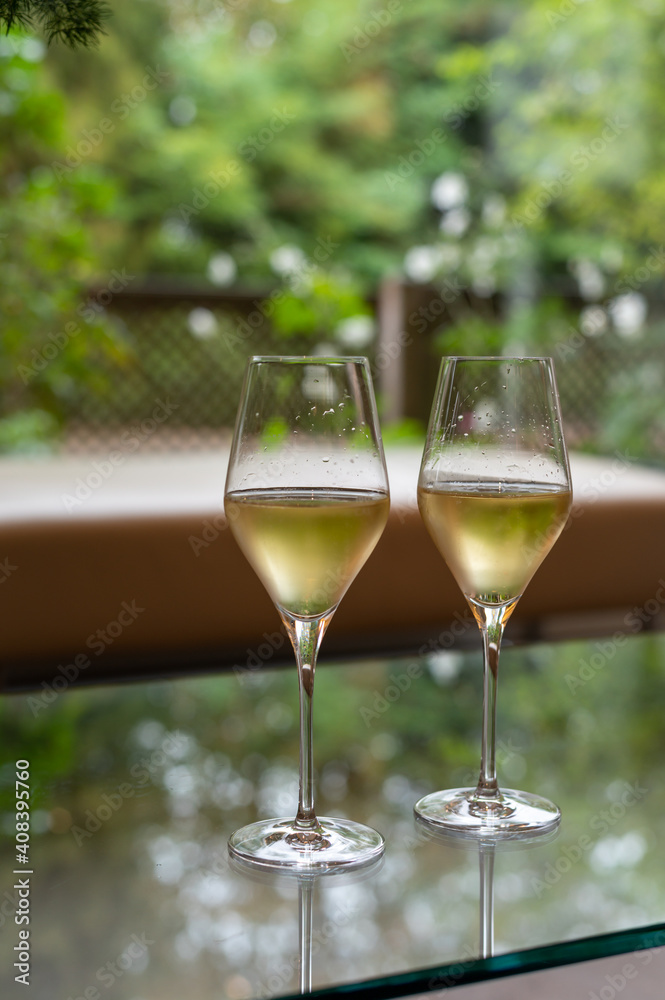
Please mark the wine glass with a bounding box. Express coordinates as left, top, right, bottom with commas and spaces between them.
414, 357, 572, 835
224, 356, 390, 869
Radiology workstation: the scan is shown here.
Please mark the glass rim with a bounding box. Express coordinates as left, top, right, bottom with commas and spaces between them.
440, 355, 555, 363
248, 355, 369, 364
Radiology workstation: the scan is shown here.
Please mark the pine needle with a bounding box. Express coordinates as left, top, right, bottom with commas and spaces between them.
0, 0, 111, 47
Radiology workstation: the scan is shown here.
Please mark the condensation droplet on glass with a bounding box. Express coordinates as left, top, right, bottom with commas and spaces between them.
322, 457, 330, 463
457, 415, 463, 421
323, 408, 334, 416
511, 427, 516, 432
295, 415, 300, 421
463, 432, 468, 437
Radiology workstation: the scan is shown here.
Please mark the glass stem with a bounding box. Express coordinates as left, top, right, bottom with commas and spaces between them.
281, 613, 330, 830
478, 843, 495, 959
299, 878, 314, 992
472, 602, 511, 799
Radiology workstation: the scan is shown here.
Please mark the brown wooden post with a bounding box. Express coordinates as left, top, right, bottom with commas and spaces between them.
376, 278, 447, 424
376, 276, 406, 422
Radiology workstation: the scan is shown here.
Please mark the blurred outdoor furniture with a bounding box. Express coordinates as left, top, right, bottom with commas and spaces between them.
1, 448, 664, 689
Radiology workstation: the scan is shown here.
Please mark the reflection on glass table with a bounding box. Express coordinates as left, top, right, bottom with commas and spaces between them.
1, 630, 665, 999
415, 822, 562, 964
229, 855, 385, 995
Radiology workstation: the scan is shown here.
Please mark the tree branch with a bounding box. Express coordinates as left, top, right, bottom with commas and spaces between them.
0, 0, 111, 47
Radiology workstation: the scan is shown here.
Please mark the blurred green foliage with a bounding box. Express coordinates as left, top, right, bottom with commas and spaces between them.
270, 274, 371, 343
0, 32, 127, 452
3, 0, 665, 455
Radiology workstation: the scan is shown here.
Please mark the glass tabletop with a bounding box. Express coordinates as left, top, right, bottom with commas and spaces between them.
2, 628, 665, 1000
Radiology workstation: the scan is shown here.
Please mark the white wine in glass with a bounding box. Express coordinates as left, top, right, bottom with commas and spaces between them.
225, 356, 390, 870
225, 488, 388, 620
414, 357, 572, 836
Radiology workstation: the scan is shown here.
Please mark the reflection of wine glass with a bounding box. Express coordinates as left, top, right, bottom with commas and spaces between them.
229, 852, 383, 992
414, 357, 572, 836
415, 819, 560, 960
225, 356, 390, 870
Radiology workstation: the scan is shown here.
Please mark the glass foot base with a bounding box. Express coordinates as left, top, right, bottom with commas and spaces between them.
414, 787, 561, 837
228, 816, 385, 871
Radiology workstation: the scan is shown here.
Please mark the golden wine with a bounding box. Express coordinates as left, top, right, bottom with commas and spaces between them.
225, 488, 389, 618
418, 482, 571, 605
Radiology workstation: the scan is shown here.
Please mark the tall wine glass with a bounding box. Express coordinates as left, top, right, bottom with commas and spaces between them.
414, 357, 572, 835
224, 356, 390, 869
